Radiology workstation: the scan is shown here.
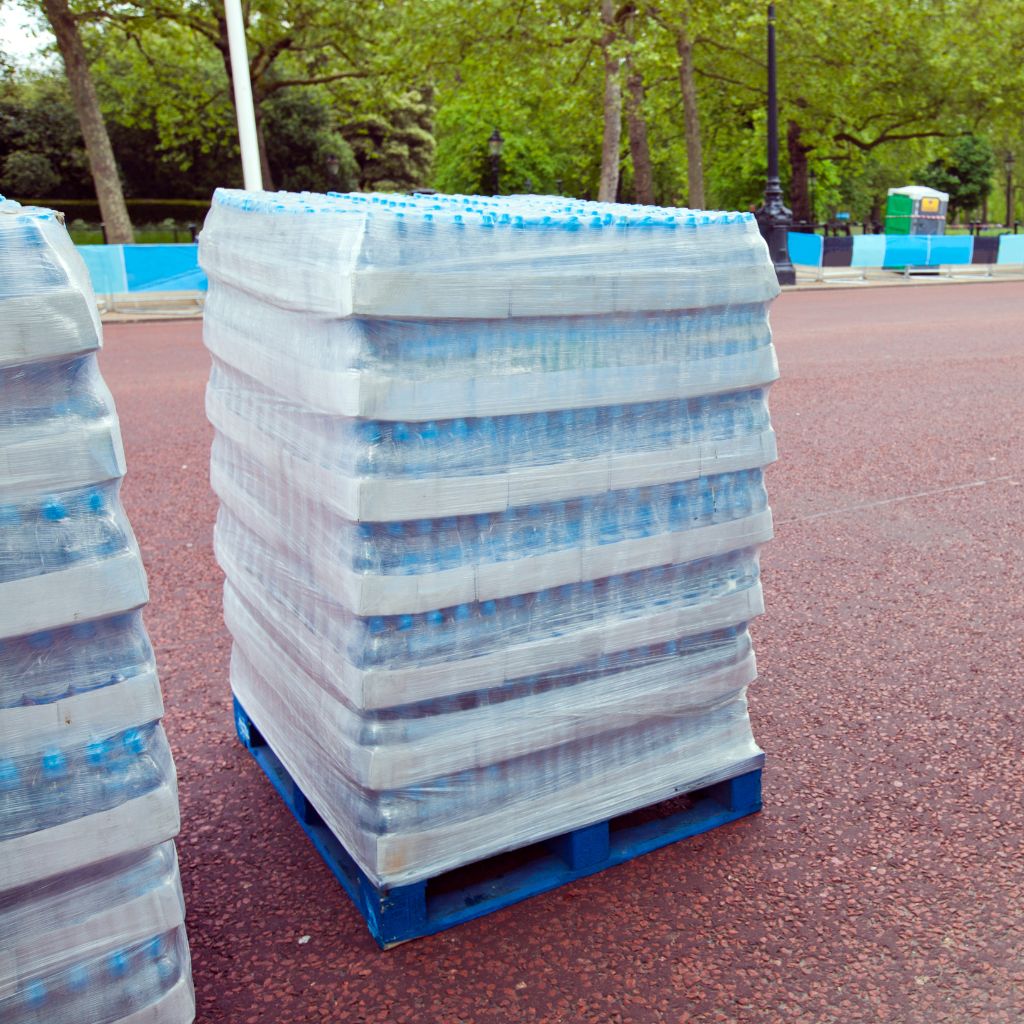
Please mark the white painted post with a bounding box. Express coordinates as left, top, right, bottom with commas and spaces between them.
224, 0, 263, 191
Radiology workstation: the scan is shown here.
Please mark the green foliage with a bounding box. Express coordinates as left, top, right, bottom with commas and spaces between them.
6, 0, 1024, 223
918, 135, 996, 218
2, 149, 58, 194
263, 89, 359, 193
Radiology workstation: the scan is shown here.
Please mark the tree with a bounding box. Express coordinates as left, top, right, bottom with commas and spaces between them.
33, 0, 133, 240
918, 135, 996, 220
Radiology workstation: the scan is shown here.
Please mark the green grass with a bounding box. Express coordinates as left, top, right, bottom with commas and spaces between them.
69, 225, 196, 245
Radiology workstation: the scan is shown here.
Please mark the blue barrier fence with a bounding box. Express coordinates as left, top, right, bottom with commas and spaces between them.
77, 243, 207, 293
788, 232, 1024, 271
72, 235, 1023, 295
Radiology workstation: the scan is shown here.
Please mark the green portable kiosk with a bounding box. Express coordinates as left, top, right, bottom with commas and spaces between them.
885, 186, 949, 235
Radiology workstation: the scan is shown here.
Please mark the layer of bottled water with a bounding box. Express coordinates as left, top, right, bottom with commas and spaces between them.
0, 845, 191, 1024
1, 200, 194, 1022
201, 188, 779, 887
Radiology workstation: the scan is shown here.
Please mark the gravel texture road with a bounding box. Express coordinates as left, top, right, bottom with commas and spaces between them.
98, 281, 1024, 1024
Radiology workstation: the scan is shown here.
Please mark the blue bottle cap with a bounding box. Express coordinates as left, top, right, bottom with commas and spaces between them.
454, 604, 472, 622
367, 617, 387, 635
481, 600, 497, 617
67, 963, 90, 991
70, 620, 97, 639
122, 729, 146, 755
357, 523, 374, 539
106, 949, 130, 978
392, 423, 411, 443
87, 490, 104, 512
419, 421, 439, 440
426, 610, 445, 627
85, 738, 109, 765
397, 614, 414, 632
26, 631, 54, 650
41, 498, 67, 521
416, 519, 433, 536
387, 522, 405, 537
23, 979, 47, 1007
41, 748, 67, 776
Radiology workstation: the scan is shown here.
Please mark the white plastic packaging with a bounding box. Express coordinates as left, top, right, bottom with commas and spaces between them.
201, 189, 779, 887
0, 199, 195, 1023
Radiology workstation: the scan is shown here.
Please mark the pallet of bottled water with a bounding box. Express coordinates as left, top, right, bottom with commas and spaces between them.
0, 199, 195, 1023
201, 189, 779, 891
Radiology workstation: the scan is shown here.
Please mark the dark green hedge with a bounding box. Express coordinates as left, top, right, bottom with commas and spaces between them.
16, 198, 212, 224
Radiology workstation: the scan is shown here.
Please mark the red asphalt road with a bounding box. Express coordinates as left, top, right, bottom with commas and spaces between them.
98, 282, 1024, 1024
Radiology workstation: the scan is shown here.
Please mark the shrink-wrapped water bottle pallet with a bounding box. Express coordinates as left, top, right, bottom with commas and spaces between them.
232, 695, 762, 948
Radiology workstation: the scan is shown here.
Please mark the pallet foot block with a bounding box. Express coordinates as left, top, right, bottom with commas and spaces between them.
0, 199, 195, 1020
202, 190, 780, 946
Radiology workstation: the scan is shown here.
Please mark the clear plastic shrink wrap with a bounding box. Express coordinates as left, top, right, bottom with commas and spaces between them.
201, 189, 780, 888
0, 199, 195, 1023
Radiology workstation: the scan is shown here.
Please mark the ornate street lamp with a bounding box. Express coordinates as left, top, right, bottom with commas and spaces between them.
754, 3, 796, 285
488, 128, 504, 195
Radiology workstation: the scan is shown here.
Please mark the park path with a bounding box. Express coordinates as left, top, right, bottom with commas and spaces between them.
98, 281, 1024, 1024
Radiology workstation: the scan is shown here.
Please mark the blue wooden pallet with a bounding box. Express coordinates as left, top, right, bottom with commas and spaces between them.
233, 697, 763, 948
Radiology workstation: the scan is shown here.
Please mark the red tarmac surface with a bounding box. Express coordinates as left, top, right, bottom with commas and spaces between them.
98, 282, 1024, 1024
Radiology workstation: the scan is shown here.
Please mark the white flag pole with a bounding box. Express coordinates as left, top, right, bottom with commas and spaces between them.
224, 0, 263, 190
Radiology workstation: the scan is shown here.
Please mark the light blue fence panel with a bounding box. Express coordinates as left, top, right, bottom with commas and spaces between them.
997, 235, 1024, 264
77, 245, 128, 293
850, 235, 886, 267
926, 236, 973, 266
123, 244, 207, 291
787, 232, 823, 267
882, 235, 930, 267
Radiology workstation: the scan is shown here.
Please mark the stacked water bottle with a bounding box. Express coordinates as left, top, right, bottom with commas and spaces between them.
0, 199, 195, 1024
201, 188, 780, 888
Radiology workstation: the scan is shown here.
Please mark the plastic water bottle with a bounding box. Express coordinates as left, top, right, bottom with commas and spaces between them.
437, 517, 462, 570
473, 416, 501, 473
19, 978, 50, 1021
34, 747, 70, 831
386, 422, 412, 475
0, 503, 33, 582
107, 729, 159, 800
0, 758, 24, 839
453, 603, 476, 656
353, 522, 381, 573
83, 736, 111, 811
382, 521, 407, 574
575, 406, 600, 459
355, 421, 384, 474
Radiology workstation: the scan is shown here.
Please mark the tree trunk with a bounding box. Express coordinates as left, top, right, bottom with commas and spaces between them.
625, 61, 655, 204
252, 98, 274, 191
598, 0, 621, 203
676, 12, 704, 209
41, 0, 133, 243
786, 119, 810, 222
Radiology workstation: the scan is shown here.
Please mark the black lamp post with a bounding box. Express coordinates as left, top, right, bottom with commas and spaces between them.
488, 128, 504, 195
1005, 152, 1015, 229
808, 168, 817, 226
754, 3, 796, 285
